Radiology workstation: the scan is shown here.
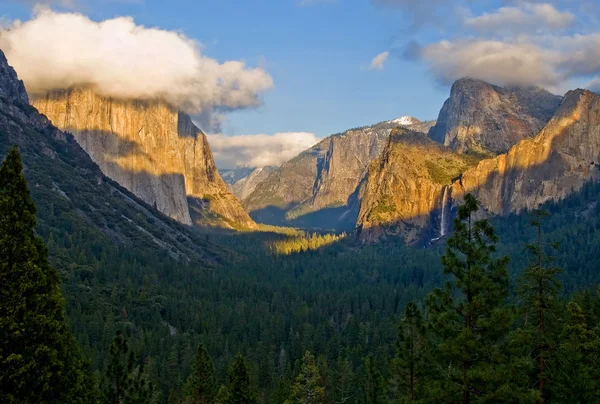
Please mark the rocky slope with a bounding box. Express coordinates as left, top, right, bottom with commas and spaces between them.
429, 78, 561, 154
227, 166, 277, 200
356, 128, 475, 244
220, 167, 256, 186
244, 117, 433, 230
451, 89, 600, 215
32, 88, 255, 229
0, 49, 224, 262
357, 89, 600, 245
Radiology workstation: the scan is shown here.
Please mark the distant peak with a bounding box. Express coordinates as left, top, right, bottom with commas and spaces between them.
389, 116, 420, 126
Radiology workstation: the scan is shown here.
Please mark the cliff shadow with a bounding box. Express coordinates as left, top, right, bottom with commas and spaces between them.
61, 129, 192, 224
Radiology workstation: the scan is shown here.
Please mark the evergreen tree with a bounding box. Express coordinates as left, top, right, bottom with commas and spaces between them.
0, 146, 92, 403
550, 302, 600, 403
104, 330, 153, 404
363, 355, 386, 404
214, 385, 231, 404
332, 356, 355, 404
228, 353, 256, 404
287, 351, 325, 404
184, 343, 216, 404
425, 194, 523, 403
517, 210, 562, 403
392, 302, 427, 402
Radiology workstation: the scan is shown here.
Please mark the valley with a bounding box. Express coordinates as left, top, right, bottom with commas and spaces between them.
2, 1, 600, 402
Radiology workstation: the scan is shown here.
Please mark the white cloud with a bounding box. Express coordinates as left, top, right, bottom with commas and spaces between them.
0, 8, 273, 115
465, 3, 574, 34
369, 51, 389, 70
416, 33, 600, 89
207, 132, 321, 168
418, 39, 561, 87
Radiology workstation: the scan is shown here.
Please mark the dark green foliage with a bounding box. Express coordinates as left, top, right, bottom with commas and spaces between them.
104, 330, 154, 404
363, 355, 386, 404
391, 302, 428, 402
425, 194, 528, 403
515, 210, 562, 403
227, 353, 256, 404
287, 351, 324, 404
0, 146, 92, 404
184, 343, 216, 404
331, 356, 356, 404
549, 302, 600, 402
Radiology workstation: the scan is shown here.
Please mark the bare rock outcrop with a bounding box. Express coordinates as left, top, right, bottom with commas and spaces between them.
356, 129, 474, 244
430, 78, 561, 154
32, 88, 255, 229
452, 89, 600, 214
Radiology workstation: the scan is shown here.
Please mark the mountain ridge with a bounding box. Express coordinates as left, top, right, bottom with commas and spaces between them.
429, 77, 562, 154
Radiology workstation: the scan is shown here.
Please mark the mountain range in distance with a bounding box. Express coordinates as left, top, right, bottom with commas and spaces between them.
3, 43, 600, 247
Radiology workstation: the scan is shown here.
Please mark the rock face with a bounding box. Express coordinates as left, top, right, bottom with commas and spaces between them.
32, 88, 255, 229
0, 49, 224, 261
244, 119, 429, 230
227, 166, 277, 200
357, 89, 600, 245
356, 129, 475, 244
451, 89, 600, 215
430, 78, 561, 154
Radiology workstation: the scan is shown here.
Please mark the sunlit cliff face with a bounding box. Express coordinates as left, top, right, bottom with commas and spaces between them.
32, 87, 256, 229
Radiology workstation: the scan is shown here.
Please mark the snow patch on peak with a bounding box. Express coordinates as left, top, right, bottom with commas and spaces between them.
389, 116, 420, 126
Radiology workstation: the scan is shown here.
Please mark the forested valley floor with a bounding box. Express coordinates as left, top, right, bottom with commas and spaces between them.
2, 146, 600, 403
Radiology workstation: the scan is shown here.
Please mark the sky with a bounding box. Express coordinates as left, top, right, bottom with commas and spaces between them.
1, 0, 599, 168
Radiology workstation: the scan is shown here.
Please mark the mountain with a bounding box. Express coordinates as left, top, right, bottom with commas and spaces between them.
357, 88, 600, 244
220, 167, 256, 185
31, 88, 255, 230
0, 49, 223, 262
230, 166, 278, 200
243, 117, 434, 230
356, 128, 476, 244
429, 78, 562, 154
451, 88, 600, 215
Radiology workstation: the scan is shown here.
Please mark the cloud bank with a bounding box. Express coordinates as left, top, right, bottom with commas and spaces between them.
207, 132, 321, 168
0, 8, 273, 115
381, 0, 600, 90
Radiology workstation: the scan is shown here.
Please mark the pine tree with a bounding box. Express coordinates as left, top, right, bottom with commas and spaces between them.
0, 146, 92, 403
228, 353, 256, 404
550, 302, 600, 403
214, 385, 231, 404
363, 355, 386, 404
287, 351, 325, 404
184, 343, 216, 404
392, 302, 427, 402
517, 210, 562, 403
332, 356, 355, 404
425, 194, 523, 403
104, 330, 153, 404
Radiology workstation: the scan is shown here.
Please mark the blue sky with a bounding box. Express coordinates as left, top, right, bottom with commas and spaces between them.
2, 0, 453, 137
2, 0, 600, 168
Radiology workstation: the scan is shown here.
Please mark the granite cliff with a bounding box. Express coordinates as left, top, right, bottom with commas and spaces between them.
451, 89, 600, 215
32, 88, 255, 229
226, 166, 277, 200
357, 88, 600, 244
244, 117, 433, 230
0, 49, 224, 261
430, 78, 561, 154
356, 129, 475, 244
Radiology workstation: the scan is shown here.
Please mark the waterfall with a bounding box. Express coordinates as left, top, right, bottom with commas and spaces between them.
430, 185, 450, 243
439, 185, 449, 238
